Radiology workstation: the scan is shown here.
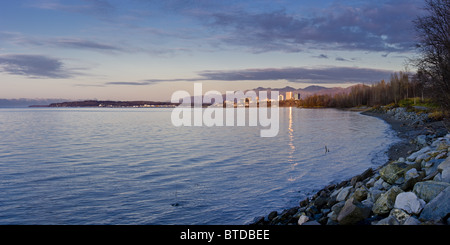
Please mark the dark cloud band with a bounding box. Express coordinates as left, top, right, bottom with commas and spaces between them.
107, 66, 395, 85
0, 54, 76, 78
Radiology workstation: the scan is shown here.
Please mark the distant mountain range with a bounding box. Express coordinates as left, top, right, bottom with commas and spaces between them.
0, 98, 68, 108
249, 85, 355, 99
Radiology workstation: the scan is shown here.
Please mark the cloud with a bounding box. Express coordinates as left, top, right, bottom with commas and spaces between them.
29, 0, 115, 18
335, 57, 351, 62
0, 54, 78, 78
313, 54, 329, 59
106, 66, 396, 85
197, 67, 394, 84
170, 0, 424, 53
50, 38, 123, 52
0, 32, 124, 53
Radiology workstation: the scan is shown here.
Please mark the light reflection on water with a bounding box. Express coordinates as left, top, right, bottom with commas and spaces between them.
0, 107, 397, 224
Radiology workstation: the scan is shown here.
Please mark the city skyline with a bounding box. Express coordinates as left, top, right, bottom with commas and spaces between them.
0, 0, 425, 101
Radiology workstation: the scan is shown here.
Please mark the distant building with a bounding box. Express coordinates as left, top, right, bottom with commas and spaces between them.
294, 93, 301, 100
278, 94, 284, 101
286, 92, 293, 100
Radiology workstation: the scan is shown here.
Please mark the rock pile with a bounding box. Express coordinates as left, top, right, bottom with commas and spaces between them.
252, 133, 450, 225
385, 107, 429, 125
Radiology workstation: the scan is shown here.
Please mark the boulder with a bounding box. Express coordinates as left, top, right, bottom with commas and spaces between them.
407, 146, 431, 162
394, 192, 425, 215
403, 216, 421, 225
267, 211, 278, 221
417, 135, 427, 146
405, 168, 419, 181
337, 198, 371, 225
302, 220, 321, 225
336, 186, 352, 202
379, 162, 416, 184
420, 186, 450, 221
297, 215, 309, 225
352, 187, 368, 202
390, 208, 411, 224
438, 157, 450, 183
372, 186, 403, 215
413, 181, 450, 202
373, 216, 400, 225
368, 188, 384, 203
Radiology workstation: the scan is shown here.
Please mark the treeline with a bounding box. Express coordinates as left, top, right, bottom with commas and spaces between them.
298, 72, 427, 108
299, 0, 450, 110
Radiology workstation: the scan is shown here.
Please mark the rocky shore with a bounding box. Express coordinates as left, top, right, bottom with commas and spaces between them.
252, 107, 450, 225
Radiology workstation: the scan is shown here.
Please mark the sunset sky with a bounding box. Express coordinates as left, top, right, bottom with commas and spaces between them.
0, 0, 425, 101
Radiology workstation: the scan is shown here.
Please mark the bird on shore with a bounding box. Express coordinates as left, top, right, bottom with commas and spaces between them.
325, 145, 330, 154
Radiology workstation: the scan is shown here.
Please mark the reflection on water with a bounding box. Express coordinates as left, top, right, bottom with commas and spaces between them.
0, 107, 397, 225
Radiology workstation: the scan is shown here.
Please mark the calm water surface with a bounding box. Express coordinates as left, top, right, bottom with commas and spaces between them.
0, 107, 398, 224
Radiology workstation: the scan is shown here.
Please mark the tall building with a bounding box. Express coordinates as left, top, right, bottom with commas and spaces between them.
285, 92, 293, 100
294, 93, 301, 100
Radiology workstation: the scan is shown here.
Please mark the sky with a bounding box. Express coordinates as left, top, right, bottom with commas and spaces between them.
0, 0, 426, 101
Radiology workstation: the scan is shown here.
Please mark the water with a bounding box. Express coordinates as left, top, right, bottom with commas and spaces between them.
0, 107, 398, 224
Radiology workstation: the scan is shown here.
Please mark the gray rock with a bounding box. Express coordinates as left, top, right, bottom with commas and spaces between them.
365, 177, 376, 188
373, 178, 385, 190
420, 186, 450, 221
425, 159, 444, 176
436, 152, 447, 159
413, 181, 450, 202
302, 220, 321, 225
407, 146, 432, 162
394, 192, 425, 215
373, 216, 400, 225
417, 135, 427, 146
438, 157, 450, 183
372, 186, 404, 215
336, 186, 352, 202
405, 168, 419, 181
337, 198, 371, 225
379, 162, 416, 185
268, 211, 278, 221
368, 188, 384, 203
433, 172, 442, 181
403, 216, 421, 225
361, 199, 374, 211
352, 186, 368, 202
390, 208, 411, 224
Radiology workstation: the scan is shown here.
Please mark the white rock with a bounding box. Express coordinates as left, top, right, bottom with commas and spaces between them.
297, 215, 309, 225
394, 192, 425, 215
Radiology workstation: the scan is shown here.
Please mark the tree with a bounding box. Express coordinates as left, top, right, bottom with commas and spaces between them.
413, 0, 450, 109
